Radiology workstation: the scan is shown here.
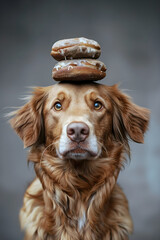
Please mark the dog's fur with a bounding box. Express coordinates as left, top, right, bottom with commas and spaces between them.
10, 82, 150, 240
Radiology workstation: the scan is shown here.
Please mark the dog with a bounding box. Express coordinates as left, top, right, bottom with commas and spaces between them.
10, 82, 150, 240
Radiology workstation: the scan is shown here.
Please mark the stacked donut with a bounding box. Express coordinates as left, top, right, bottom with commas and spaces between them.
51, 37, 106, 82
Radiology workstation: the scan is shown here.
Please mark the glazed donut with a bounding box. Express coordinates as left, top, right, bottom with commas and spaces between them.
51, 37, 101, 61
52, 59, 106, 81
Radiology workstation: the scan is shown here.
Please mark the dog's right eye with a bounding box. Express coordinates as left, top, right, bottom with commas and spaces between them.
54, 102, 62, 111
94, 101, 103, 110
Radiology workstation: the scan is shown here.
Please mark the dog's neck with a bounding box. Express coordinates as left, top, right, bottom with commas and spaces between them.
29, 142, 124, 198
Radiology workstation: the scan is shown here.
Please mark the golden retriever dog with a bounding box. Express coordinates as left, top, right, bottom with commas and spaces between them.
10, 82, 150, 240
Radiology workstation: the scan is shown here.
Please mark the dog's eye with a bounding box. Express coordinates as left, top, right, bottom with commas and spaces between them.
94, 101, 103, 110
54, 102, 62, 111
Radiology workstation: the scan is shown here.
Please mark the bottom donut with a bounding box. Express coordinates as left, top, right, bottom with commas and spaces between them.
52, 59, 106, 81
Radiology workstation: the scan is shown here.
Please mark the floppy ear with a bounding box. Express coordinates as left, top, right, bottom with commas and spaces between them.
10, 87, 47, 148
110, 85, 150, 144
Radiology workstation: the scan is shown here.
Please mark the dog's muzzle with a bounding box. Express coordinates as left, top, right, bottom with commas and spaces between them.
57, 121, 100, 161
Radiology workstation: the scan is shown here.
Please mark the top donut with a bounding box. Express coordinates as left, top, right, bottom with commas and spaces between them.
51, 37, 101, 61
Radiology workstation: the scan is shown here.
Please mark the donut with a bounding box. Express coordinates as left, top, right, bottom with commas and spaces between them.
51, 37, 101, 61
52, 59, 106, 81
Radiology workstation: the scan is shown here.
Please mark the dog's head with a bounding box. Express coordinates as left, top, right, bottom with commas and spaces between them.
10, 83, 150, 161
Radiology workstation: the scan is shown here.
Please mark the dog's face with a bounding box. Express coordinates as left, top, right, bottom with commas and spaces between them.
10, 83, 149, 162
43, 83, 113, 161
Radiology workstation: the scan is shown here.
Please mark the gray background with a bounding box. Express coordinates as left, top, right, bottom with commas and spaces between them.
0, 0, 160, 239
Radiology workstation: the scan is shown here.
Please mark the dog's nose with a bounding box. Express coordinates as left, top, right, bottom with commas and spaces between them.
67, 122, 89, 142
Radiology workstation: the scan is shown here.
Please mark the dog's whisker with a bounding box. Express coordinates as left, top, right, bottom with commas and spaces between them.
40, 142, 56, 164
40, 136, 61, 164
97, 140, 108, 155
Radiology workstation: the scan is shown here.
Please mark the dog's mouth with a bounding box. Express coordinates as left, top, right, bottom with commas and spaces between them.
57, 133, 101, 161
59, 145, 97, 161
70, 148, 87, 154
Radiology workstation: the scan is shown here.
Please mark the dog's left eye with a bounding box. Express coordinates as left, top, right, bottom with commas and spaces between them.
94, 101, 103, 110
54, 102, 62, 111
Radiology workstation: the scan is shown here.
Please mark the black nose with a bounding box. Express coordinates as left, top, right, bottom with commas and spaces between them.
67, 122, 89, 142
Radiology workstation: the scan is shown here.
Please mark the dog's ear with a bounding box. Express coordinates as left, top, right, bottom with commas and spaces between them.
10, 87, 47, 148
109, 85, 150, 144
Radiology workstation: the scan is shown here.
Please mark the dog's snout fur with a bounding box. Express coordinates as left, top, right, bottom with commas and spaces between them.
67, 122, 89, 143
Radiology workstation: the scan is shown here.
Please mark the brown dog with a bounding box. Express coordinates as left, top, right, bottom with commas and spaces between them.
10, 82, 150, 240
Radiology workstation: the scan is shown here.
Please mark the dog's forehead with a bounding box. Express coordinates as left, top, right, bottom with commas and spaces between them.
48, 83, 106, 99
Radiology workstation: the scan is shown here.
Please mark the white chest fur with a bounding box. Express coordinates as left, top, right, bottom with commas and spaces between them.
78, 211, 86, 230
78, 206, 86, 231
